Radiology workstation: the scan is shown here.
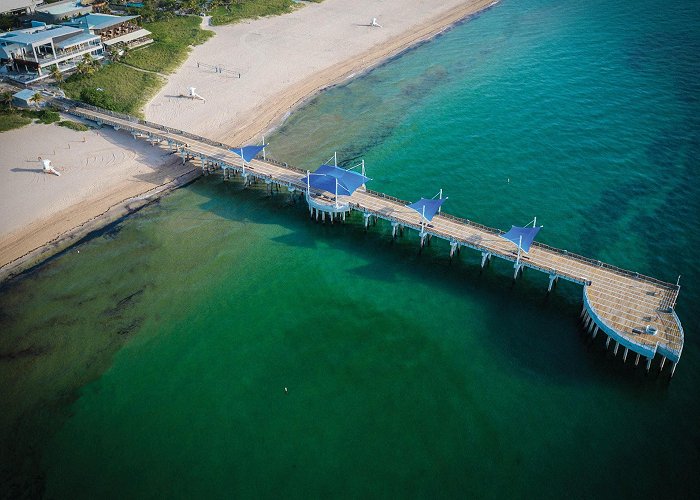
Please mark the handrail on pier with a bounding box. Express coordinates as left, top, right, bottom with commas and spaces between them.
65, 101, 680, 294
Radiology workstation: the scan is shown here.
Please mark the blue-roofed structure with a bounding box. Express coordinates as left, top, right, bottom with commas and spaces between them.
1, 25, 82, 45
407, 197, 445, 222
63, 13, 152, 49
34, 0, 92, 22
230, 145, 267, 163
0, 23, 103, 83
300, 164, 370, 197
54, 31, 99, 49
68, 106, 687, 378
70, 13, 138, 31
500, 225, 541, 253
12, 89, 39, 108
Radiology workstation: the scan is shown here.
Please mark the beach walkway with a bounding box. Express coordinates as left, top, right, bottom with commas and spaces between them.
68, 103, 684, 376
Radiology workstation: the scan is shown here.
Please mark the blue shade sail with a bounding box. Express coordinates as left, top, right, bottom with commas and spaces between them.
300, 165, 370, 196
500, 225, 541, 252
406, 198, 445, 222
230, 145, 266, 163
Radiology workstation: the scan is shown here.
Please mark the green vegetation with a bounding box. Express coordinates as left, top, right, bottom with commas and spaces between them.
0, 104, 61, 132
124, 16, 214, 73
58, 120, 90, 131
0, 14, 20, 31
61, 62, 162, 115
60, 15, 211, 114
75, 53, 102, 76
209, 0, 297, 26
0, 112, 32, 132
125, 0, 318, 23
28, 92, 44, 109
29, 109, 61, 124
60, 0, 322, 114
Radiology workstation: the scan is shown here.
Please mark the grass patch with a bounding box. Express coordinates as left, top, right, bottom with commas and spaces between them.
58, 120, 90, 131
0, 112, 32, 132
22, 109, 61, 124
61, 63, 162, 116
59, 2, 320, 115
209, 0, 298, 26
123, 16, 214, 74
60, 15, 210, 114
0, 108, 61, 132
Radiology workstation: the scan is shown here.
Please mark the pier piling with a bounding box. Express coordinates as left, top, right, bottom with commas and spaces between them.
68, 105, 685, 379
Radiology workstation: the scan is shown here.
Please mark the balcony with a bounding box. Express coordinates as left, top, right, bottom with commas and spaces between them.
13, 43, 103, 68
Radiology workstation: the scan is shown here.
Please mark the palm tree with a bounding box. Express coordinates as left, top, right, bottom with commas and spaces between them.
50, 65, 63, 82
184, 0, 200, 13
78, 53, 96, 75
90, 55, 101, 71
76, 58, 88, 75
0, 91, 13, 111
29, 92, 43, 110
106, 46, 119, 61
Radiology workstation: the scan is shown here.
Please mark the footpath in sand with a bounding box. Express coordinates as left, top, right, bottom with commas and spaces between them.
0, 0, 498, 279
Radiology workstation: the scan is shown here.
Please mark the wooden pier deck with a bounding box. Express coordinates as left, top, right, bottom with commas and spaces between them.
68, 103, 684, 374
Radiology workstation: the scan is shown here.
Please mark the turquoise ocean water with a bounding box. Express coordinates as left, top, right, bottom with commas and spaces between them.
1, 0, 699, 497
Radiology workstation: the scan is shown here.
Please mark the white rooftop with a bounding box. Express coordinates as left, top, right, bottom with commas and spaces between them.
71, 13, 138, 31
0, 0, 42, 15
0, 25, 83, 46
13, 89, 38, 100
102, 28, 151, 46
54, 31, 99, 49
36, 1, 84, 15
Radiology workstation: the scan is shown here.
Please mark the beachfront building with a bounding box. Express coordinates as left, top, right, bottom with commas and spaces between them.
0, 22, 103, 83
64, 13, 152, 49
32, 0, 92, 23
11, 88, 40, 107
0, 0, 44, 16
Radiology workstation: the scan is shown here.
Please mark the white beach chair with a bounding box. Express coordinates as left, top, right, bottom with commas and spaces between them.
188, 87, 206, 102
40, 158, 60, 176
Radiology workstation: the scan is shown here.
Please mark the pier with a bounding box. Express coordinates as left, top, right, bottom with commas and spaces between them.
67, 103, 684, 376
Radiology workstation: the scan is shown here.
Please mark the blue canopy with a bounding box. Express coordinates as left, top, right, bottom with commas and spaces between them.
500, 225, 541, 252
300, 165, 370, 196
230, 144, 266, 163
407, 198, 445, 222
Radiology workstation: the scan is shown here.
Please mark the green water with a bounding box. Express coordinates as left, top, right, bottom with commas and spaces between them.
1, 0, 699, 498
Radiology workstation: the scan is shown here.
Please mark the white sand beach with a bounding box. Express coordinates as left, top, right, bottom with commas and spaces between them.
0, 0, 497, 276
0, 123, 193, 271
147, 0, 498, 144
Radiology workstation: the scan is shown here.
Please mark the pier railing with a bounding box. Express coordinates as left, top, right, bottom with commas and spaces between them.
363, 188, 678, 292
71, 102, 236, 151
65, 102, 678, 294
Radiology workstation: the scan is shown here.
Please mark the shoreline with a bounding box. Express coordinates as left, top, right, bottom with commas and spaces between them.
0, 168, 202, 284
223, 0, 500, 145
0, 0, 499, 284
